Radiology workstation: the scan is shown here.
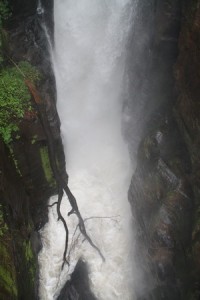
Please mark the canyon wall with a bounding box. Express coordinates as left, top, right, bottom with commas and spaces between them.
0, 0, 200, 299
128, 0, 200, 299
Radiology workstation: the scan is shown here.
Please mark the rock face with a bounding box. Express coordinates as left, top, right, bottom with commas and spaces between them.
175, 0, 200, 297
127, 0, 200, 299
0, 0, 65, 298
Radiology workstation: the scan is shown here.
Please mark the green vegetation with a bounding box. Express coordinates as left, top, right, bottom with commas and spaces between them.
0, 205, 17, 298
23, 239, 36, 284
23, 240, 34, 262
0, 62, 41, 144
0, 265, 17, 297
40, 146, 55, 186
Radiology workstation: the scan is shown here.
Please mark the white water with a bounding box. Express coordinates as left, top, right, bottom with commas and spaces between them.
39, 1, 137, 299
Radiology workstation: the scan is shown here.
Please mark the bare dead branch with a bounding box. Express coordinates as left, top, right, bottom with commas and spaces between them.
56, 187, 70, 269
27, 81, 105, 267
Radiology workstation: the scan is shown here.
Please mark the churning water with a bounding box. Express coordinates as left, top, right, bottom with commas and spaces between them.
39, 1, 137, 299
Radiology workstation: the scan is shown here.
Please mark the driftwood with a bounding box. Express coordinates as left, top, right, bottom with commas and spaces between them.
25, 80, 105, 268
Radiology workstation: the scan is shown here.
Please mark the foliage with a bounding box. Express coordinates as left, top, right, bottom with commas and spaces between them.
17, 61, 42, 82
0, 265, 17, 297
0, 62, 41, 144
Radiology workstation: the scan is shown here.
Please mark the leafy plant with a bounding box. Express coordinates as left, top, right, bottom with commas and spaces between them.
0, 62, 41, 144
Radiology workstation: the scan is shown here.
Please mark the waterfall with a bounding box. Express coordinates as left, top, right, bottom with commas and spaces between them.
39, 1, 137, 299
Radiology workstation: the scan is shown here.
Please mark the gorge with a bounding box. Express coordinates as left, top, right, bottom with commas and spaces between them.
0, 0, 200, 300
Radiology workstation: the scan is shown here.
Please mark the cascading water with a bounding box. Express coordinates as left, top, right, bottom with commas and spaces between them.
39, 1, 137, 299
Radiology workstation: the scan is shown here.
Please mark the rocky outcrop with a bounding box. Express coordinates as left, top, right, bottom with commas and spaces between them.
128, 0, 200, 299
57, 260, 97, 300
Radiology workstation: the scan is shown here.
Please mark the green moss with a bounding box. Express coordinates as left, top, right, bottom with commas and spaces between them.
40, 146, 55, 186
0, 266, 17, 297
22, 239, 36, 285
0, 206, 17, 298
23, 240, 33, 262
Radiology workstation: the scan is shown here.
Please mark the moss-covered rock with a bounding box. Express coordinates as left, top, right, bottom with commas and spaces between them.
0, 1, 64, 298
0, 205, 17, 299
40, 146, 56, 187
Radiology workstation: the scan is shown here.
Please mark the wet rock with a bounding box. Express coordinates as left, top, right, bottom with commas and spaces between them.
129, 114, 194, 299
0, 139, 36, 299
57, 260, 97, 300
127, 1, 193, 295
0, 1, 64, 298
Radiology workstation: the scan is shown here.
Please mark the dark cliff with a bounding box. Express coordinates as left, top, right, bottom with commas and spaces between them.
128, 0, 200, 299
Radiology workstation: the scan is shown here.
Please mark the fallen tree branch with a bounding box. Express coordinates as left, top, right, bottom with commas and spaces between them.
61, 183, 105, 262
57, 187, 69, 269
26, 80, 105, 266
